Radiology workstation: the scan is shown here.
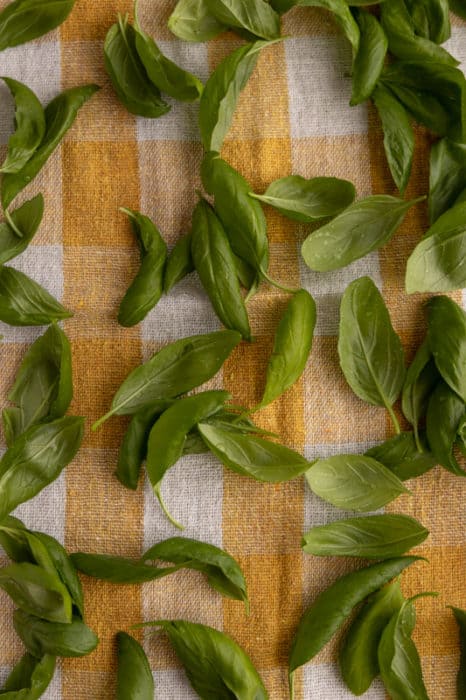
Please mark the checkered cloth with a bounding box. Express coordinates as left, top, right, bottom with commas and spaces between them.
0, 2, 465, 698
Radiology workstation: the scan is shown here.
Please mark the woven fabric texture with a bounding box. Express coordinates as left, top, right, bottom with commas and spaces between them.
0, 1, 465, 698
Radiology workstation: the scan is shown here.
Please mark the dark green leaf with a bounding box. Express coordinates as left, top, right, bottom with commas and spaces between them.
118, 209, 167, 327
70, 553, 183, 584
0, 516, 31, 562
427, 295, 466, 402
340, 581, 404, 695
116, 632, 154, 700
0, 0, 75, 51
426, 380, 466, 476
306, 454, 409, 511
168, 0, 227, 42
0, 653, 55, 699
366, 432, 437, 481
191, 199, 251, 340
405, 0, 450, 44
251, 175, 356, 223
13, 610, 98, 658
302, 514, 428, 559
205, 0, 281, 40
372, 84, 415, 195
0, 562, 72, 623
302, 197, 420, 271
2, 84, 99, 208
450, 606, 466, 699
429, 138, 466, 223
350, 10, 387, 106
0, 77, 45, 174
164, 233, 194, 293
450, 0, 466, 19
0, 194, 44, 264
401, 340, 439, 448
0, 266, 72, 326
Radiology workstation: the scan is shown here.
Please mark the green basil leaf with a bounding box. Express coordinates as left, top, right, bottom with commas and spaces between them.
198, 422, 311, 482
233, 253, 256, 290
296, 0, 359, 52
0, 194, 44, 264
406, 202, 466, 293
143, 537, 248, 606
429, 138, 466, 223
338, 277, 406, 426
142, 620, 268, 699
366, 432, 437, 481
451, 606, 466, 698
381, 61, 466, 143
0, 562, 72, 623
191, 199, 251, 340
372, 84, 415, 195
405, 0, 450, 44
0, 266, 72, 326
0, 516, 32, 562
168, 0, 227, 42
118, 209, 167, 327
302, 514, 428, 559
2, 84, 99, 209
0, 653, 55, 699
104, 15, 169, 119
134, 8, 203, 102
0, 77, 45, 174
340, 581, 404, 696
2, 324, 73, 446
251, 175, 355, 223
350, 10, 387, 106
306, 454, 409, 511
199, 40, 274, 152
426, 380, 466, 476
205, 0, 281, 40
94, 330, 241, 426
302, 196, 420, 271
427, 295, 466, 402
259, 289, 316, 408
0, 416, 84, 521
450, 0, 466, 19
380, 0, 457, 65
289, 557, 419, 679
378, 600, 429, 700
401, 340, 439, 448
116, 632, 154, 700
70, 553, 183, 583
164, 233, 194, 293
0, 0, 75, 51
13, 610, 98, 658
268, 0, 296, 12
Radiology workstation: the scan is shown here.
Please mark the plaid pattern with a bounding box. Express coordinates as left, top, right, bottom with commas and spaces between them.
0, 2, 465, 697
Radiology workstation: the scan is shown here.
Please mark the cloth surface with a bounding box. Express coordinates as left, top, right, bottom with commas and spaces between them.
0, 2, 465, 698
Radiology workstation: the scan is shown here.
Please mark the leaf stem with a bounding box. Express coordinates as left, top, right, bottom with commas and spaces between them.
91, 410, 115, 432
4, 209, 23, 238
155, 486, 185, 531
289, 671, 295, 700
386, 403, 401, 435
259, 268, 299, 295
414, 425, 423, 453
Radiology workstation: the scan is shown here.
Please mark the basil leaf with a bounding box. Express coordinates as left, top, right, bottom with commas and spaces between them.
205, 0, 281, 41
0, 416, 84, 521
251, 175, 355, 223
0, 77, 45, 174
296, 1, 359, 52
306, 454, 409, 511
406, 202, 466, 293
142, 620, 268, 699
401, 340, 439, 449
340, 581, 404, 696
366, 432, 437, 481
134, 8, 203, 102
378, 600, 429, 700
0, 562, 72, 623
94, 330, 241, 426
143, 537, 248, 607
350, 10, 387, 106
450, 0, 466, 19
372, 84, 415, 195
302, 196, 420, 272
168, 0, 227, 42
13, 610, 98, 658
70, 553, 183, 584
381, 61, 466, 143
199, 40, 274, 152
0, 266, 72, 326
302, 514, 429, 559
164, 233, 194, 293
117, 632, 154, 700
451, 606, 466, 698
3, 324, 73, 446
192, 199, 251, 340
118, 209, 167, 327
198, 422, 311, 482
104, 15, 169, 119
405, 0, 450, 44
0, 516, 32, 562
380, 0, 457, 65
338, 277, 406, 427
289, 557, 419, 679
427, 295, 466, 402
2, 84, 99, 209
0, 0, 75, 51
426, 380, 466, 476
0, 653, 55, 698
0, 194, 44, 264
429, 138, 466, 223
259, 289, 316, 408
